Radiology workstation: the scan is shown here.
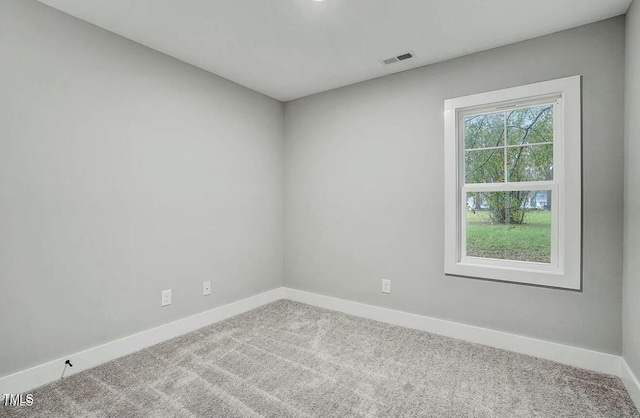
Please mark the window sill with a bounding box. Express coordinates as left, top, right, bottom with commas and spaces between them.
445, 260, 580, 290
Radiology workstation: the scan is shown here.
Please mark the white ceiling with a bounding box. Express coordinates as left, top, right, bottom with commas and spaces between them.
38, 0, 632, 101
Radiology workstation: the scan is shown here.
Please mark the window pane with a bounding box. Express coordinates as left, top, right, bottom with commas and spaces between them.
507, 144, 553, 182
464, 112, 504, 149
465, 149, 505, 184
466, 190, 552, 263
507, 105, 553, 146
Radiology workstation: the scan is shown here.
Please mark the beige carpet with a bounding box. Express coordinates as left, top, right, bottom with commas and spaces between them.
2, 300, 638, 417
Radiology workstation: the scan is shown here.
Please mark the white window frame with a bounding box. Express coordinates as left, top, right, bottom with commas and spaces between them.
444, 76, 581, 290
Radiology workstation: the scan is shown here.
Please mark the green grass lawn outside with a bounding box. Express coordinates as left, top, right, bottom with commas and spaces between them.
466, 210, 551, 263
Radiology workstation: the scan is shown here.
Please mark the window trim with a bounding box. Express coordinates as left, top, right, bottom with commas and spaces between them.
444, 76, 581, 290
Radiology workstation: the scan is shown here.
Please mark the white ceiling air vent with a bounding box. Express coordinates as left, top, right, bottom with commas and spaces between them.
381, 51, 414, 65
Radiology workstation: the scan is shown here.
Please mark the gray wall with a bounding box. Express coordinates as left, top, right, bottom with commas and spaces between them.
624, 0, 640, 376
0, 0, 284, 378
284, 17, 625, 354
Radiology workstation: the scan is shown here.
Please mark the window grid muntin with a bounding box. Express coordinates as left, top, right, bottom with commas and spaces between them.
463, 102, 557, 186
465, 141, 553, 153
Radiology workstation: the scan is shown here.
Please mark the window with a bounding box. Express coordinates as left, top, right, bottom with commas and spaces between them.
444, 76, 581, 289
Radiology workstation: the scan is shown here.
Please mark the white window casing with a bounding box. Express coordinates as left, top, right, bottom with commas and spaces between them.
444, 76, 581, 289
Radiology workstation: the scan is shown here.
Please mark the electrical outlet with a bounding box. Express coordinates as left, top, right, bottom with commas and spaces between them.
161, 289, 172, 306
382, 279, 391, 294
203, 281, 211, 296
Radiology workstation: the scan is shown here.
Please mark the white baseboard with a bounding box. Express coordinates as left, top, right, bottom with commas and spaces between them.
282, 288, 621, 376
0, 288, 284, 395
621, 358, 640, 409
1, 286, 630, 403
